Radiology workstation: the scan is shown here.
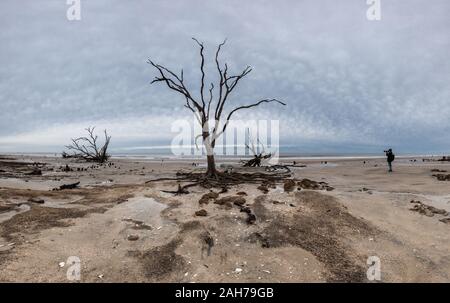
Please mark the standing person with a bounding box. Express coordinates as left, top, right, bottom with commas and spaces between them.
384, 148, 395, 172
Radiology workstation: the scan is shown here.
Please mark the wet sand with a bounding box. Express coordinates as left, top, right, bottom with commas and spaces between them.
0, 154, 449, 282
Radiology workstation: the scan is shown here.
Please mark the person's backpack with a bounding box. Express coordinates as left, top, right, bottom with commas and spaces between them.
388, 153, 395, 162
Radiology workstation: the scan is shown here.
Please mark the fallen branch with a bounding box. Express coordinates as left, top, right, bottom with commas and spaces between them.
53, 181, 80, 191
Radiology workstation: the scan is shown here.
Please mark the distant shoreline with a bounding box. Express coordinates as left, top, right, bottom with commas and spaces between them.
0, 152, 444, 162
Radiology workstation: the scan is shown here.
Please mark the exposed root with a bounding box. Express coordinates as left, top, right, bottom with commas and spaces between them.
161, 184, 191, 195
147, 170, 294, 193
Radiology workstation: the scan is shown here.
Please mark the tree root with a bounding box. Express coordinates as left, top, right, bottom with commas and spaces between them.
161, 184, 194, 195
146, 170, 295, 193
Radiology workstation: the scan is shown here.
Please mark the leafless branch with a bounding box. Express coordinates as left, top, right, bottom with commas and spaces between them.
214, 99, 286, 141
147, 59, 203, 114
192, 38, 206, 111
65, 127, 111, 163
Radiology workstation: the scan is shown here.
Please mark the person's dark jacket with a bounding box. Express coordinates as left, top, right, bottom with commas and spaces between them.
387, 152, 395, 163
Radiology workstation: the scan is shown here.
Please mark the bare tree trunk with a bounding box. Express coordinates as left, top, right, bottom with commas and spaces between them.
206, 155, 217, 177
203, 128, 217, 178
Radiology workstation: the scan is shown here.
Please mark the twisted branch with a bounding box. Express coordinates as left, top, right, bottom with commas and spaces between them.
65, 127, 111, 163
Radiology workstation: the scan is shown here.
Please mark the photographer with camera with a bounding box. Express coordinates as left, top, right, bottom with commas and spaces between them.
384, 148, 395, 172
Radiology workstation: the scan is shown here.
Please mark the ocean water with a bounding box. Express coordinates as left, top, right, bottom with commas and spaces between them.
3, 151, 440, 161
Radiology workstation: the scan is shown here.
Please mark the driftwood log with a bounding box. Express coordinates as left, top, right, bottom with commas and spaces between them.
53, 181, 80, 191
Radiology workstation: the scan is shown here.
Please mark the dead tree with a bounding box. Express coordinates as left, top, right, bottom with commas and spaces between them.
148, 38, 285, 178
65, 127, 111, 163
61, 151, 78, 159
243, 136, 272, 167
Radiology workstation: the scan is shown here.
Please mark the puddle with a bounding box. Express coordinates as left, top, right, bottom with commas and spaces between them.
0, 241, 16, 252
88, 180, 114, 186
41, 197, 88, 209
109, 196, 168, 228
6, 195, 85, 210
0, 178, 56, 191
159, 191, 174, 198
0, 204, 31, 224
272, 185, 285, 194
0, 195, 87, 225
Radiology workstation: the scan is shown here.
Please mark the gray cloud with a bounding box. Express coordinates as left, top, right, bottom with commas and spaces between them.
1, 0, 449, 154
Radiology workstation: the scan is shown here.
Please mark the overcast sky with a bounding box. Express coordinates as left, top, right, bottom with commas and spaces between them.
0, 0, 449, 155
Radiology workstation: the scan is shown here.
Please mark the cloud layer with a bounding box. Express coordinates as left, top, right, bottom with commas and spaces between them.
1, 0, 449, 154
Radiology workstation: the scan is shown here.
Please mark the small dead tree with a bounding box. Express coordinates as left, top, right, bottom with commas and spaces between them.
65, 127, 111, 163
148, 38, 285, 178
243, 136, 272, 167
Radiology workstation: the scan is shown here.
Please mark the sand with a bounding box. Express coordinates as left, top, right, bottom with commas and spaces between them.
0, 154, 449, 282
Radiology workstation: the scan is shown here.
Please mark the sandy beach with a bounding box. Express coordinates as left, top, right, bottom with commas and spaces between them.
0, 154, 449, 282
